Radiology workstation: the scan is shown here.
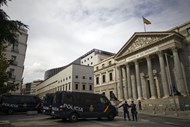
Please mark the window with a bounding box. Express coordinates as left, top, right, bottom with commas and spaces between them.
68, 84, 70, 90
66, 77, 68, 80
12, 41, 19, 52
75, 84, 78, 90
83, 76, 85, 79
96, 66, 99, 70
9, 68, 15, 79
82, 84, 85, 90
89, 85, 92, 90
10, 55, 17, 65
102, 75, 106, 83
11, 55, 16, 61
187, 28, 190, 35
89, 77, 92, 80
96, 77, 99, 85
100, 96, 109, 104
75, 75, 78, 78
91, 62, 93, 65
69, 76, 71, 79
91, 56, 93, 59
87, 58, 89, 60
109, 72, 113, 81
102, 64, 105, 68
108, 61, 112, 65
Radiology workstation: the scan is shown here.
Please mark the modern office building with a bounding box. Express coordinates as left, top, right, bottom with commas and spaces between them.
4, 28, 28, 94
36, 49, 114, 98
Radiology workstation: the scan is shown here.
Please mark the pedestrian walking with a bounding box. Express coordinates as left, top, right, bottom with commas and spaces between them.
118, 101, 131, 121
130, 101, 137, 121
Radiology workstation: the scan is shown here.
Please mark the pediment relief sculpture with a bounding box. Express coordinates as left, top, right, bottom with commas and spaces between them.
124, 36, 161, 55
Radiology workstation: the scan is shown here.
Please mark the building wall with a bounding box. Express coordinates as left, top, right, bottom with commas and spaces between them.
36, 64, 93, 98
5, 28, 28, 94
80, 49, 114, 66
94, 56, 118, 100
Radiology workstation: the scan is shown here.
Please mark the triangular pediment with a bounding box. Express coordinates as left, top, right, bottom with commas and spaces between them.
115, 32, 176, 60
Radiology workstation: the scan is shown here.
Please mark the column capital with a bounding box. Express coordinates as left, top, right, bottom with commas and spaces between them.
133, 59, 138, 64
157, 51, 163, 57
171, 47, 178, 53
145, 55, 151, 61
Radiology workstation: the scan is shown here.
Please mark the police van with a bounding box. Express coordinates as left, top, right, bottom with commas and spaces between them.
51, 91, 118, 122
42, 93, 54, 115
0, 94, 42, 114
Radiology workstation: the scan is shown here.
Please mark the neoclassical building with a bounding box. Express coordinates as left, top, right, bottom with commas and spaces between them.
115, 31, 190, 101
94, 21, 190, 110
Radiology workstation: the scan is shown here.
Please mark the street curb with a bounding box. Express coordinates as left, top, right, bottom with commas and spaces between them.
0, 120, 13, 127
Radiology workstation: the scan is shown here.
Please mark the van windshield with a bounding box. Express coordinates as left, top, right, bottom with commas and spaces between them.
44, 94, 53, 105
53, 92, 62, 104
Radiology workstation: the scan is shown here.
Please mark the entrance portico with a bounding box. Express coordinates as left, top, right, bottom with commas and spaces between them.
115, 32, 188, 101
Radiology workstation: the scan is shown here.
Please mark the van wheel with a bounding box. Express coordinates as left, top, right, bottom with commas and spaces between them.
69, 113, 78, 122
7, 109, 14, 115
107, 112, 114, 121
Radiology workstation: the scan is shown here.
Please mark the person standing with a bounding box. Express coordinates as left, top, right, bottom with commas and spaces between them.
119, 101, 131, 121
130, 101, 138, 121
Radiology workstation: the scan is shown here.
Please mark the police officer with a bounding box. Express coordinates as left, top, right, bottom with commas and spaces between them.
130, 101, 137, 121
119, 101, 131, 121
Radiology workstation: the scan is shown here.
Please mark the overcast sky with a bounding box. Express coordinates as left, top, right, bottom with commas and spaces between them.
2, 0, 190, 83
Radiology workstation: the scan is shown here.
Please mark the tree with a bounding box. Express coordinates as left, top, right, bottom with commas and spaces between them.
0, 0, 28, 94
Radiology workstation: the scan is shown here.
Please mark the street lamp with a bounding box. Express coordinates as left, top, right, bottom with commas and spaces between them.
164, 53, 178, 117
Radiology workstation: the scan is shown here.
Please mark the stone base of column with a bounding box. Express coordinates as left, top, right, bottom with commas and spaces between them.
163, 95, 170, 98
137, 97, 143, 100
150, 96, 156, 99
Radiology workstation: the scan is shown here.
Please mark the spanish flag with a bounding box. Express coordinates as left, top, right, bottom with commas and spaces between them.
143, 17, 151, 25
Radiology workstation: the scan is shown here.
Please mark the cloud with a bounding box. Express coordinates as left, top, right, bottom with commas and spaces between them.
2, 0, 190, 83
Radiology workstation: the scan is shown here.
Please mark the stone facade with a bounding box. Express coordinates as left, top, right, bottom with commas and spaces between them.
94, 56, 118, 100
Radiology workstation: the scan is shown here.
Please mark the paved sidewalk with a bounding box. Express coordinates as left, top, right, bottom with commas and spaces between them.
138, 110, 190, 119
118, 108, 190, 120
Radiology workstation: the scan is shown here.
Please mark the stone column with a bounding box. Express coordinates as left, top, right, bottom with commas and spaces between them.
131, 75, 137, 100
172, 48, 186, 95
122, 67, 128, 100
117, 66, 124, 100
158, 51, 170, 97
126, 64, 132, 100
134, 60, 143, 100
146, 56, 157, 99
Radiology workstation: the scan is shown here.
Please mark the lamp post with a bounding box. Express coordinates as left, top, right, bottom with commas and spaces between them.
164, 53, 178, 117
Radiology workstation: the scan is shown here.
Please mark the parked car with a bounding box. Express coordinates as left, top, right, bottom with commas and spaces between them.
1, 94, 42, 114
51, 91, 118, 122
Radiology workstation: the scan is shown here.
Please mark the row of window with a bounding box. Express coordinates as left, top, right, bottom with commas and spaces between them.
96, 72, 113, 85
81, 56, 93, 63
75, 84, 92, 90
96, 61, 112, 70
55, 84, 93, 91
58, 76, 92, 83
